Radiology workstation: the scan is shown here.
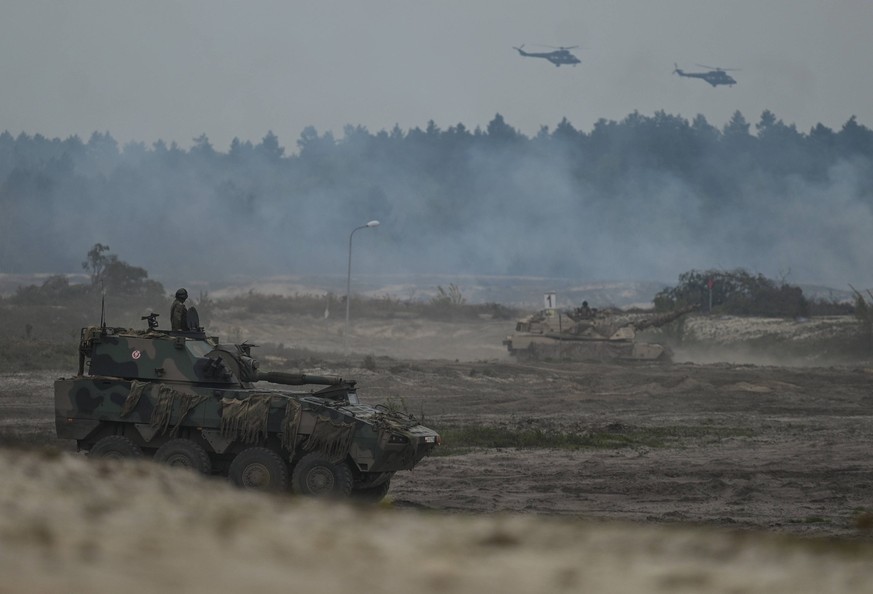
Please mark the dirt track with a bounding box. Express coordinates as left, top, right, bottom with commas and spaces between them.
359, 358, 873, 537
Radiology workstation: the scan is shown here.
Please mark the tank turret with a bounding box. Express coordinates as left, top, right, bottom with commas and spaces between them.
56, 313, 439, 501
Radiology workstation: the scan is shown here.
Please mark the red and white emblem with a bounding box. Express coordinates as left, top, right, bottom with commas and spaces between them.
131, 350, 142, 360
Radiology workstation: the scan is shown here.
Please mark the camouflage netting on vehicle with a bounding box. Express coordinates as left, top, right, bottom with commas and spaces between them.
372, 408, 423, 432
219, 394, 273, 444
371, 409, 423, 468
121, 380, 150, 417
280, 399, 302, 452
151, 386, 209, 437
121, 381, 208, 438
303, 416, 354, 463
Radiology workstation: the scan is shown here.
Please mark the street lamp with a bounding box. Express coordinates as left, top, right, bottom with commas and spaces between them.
345, 220, 380, 348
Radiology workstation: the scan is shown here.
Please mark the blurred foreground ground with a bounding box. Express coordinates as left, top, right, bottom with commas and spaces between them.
2, 448, 873, 594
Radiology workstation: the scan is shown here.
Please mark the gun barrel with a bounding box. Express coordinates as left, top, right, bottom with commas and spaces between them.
257, 371, 344, 386
633, 305, 697, 331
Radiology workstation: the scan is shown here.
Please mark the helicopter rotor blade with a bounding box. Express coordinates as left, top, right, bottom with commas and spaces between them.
695, 63, 740, 72
536, 44, 581, 50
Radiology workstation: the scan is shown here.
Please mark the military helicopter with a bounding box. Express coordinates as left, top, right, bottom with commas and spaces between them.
513, 44, 581, 67
673, 63, 738, 87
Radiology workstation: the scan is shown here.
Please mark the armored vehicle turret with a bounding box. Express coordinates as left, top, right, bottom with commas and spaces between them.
55, 314, 440, 500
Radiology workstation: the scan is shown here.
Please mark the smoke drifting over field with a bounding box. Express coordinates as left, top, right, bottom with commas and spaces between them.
1, 117, 872, 293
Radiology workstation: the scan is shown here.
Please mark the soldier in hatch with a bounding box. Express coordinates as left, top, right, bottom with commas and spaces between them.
171, 288, 189, 331
576, 301, 593, 319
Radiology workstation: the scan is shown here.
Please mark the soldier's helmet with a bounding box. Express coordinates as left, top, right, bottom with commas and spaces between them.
175, 288, 188, 301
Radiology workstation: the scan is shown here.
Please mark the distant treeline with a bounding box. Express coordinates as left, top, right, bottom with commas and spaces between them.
1, 110, 872, 283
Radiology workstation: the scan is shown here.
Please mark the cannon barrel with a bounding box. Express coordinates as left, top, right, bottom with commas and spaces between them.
631, 304, 697, 331
255, 371, 344, 386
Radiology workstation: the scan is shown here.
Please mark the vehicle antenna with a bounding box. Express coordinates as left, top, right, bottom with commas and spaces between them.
100, 283, 106, 330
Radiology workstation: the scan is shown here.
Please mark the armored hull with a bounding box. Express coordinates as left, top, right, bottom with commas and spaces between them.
55, 324, 439, 500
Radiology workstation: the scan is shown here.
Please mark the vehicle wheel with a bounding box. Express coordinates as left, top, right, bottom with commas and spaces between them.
352, 479, 391, 503
523, 345, 538, 361
291, 452, 353, 498
89, 435, 143, 460
154, 438, 212, 474
660, 346, 674, 363
228, 447, 289, 492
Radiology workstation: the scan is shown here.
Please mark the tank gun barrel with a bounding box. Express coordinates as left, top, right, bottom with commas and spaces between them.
632, 304, 697, 331
255, 371, 346, 386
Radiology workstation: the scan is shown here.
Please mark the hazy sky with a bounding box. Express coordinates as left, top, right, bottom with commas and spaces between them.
2, 0, 871, 150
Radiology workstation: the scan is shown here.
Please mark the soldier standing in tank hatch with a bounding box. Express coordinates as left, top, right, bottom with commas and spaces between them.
171, 288, 189, 331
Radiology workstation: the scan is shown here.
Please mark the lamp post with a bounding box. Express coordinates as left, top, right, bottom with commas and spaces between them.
345, 220, 380, 348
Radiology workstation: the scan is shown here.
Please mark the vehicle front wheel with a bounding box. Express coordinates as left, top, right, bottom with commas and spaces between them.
228, 447, 289, 492
89, 435, 143, 460
352, 479, 391, 503
291, 452, 353, 498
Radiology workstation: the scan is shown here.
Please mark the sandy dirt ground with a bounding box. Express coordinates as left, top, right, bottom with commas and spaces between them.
3, 314, 873, 592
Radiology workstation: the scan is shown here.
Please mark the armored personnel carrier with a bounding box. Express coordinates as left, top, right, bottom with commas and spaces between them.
55, 311, 440, 500
503, 305, 692, 362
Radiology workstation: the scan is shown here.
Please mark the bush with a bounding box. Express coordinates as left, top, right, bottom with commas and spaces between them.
9, 275, 90, 305
655, 268, 809, 317
81, 242, 165, 298
430, 283, 466, 307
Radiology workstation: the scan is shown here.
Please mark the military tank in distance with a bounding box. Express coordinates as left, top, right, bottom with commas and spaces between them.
54, 309, 440, 501
503, 304, 693, 363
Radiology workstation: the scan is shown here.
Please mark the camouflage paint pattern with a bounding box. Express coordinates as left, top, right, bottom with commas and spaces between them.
55, 325, 439, 486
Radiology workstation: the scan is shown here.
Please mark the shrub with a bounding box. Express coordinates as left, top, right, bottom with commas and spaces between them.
655, 268, 809, 317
